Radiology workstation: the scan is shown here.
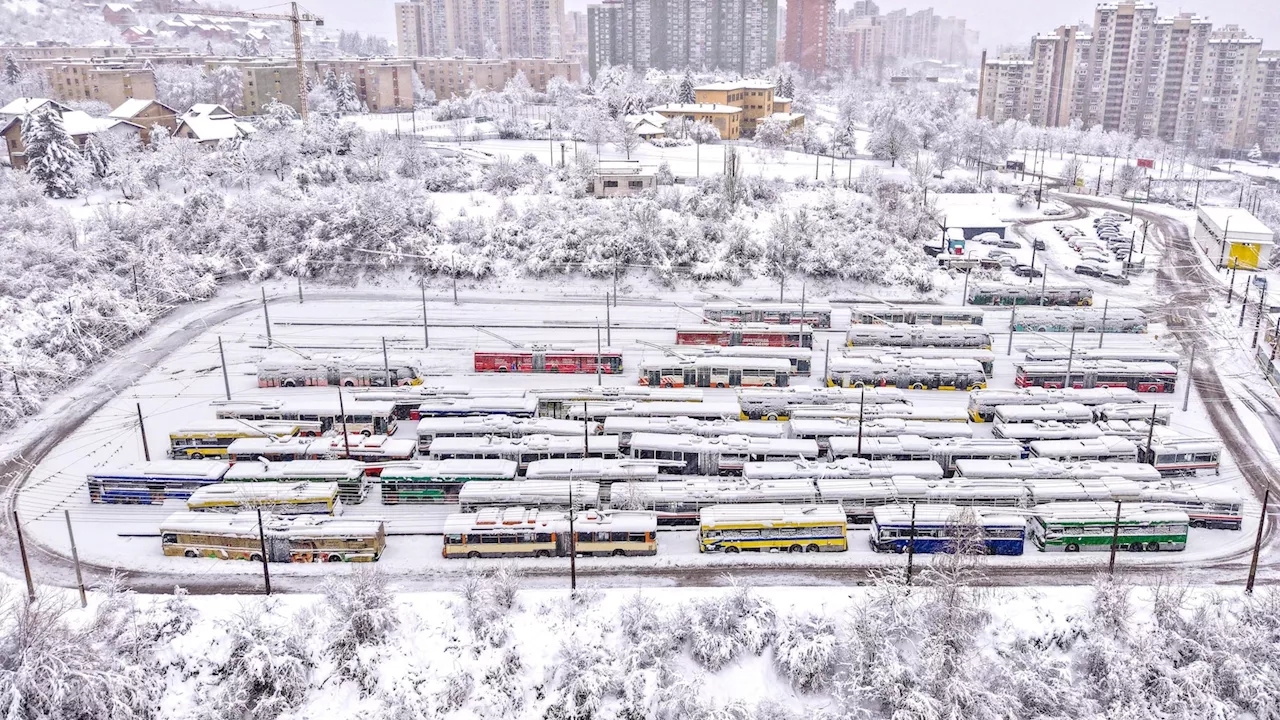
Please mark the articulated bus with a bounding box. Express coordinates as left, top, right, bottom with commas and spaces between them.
223, 460, 370, 503
680, 345, 813, 375
457, 480, 602, 512
628, 433, 821, 475
1012, 307, 1147, 334
612, 479, 818, 524
213, 398, 398, 436
791, 418, 970, 452
1022, 347, 1179, 364
789, 404, 969, 423
410, 396, 539, 420
416, 416, 590, 452
1028, 502, 1189, 552
954, 458, 1161, 484
834, 435, 935, 461
257, 357, 423, 388
603, 416, 785, 452
161, 512, 385, 562
526, 458, 660, 503
994, 402, 1095, 425
848, 304, 985, 326
530, 386, 704, 419
568, 400, 743, 422
676, 324, 813, 348
993, 421, 1104, 446
869, 504, 1026, 555
737, 386, 907, 421
1029, 437, 1139, 464
346, 387, 528, 420
841, 346, 997, 375
824, 422, 972, 456
702, 302, 833, 328
1013, 361, 1178, 393
1095, 403, 1173, 424
426, 435, 621, 472
168, 420, 314, 459
442, 508, 658, 559
378, 459, 518, 504
845, 324, 992, 349
816, 478, 1026, 523
967, 387, 1142, 422
473, 350, 623, 375
185, 481, 342, 515
743, 457, 945, 482
88, 461, 229, 504
827, 357, 988, 391
638, 357, 792, 389
698, 503, 849, 553
969, 283, 1093, 307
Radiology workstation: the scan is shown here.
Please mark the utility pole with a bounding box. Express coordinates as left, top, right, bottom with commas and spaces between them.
568, 482, 577, 591
1254, 287, 1268, 348
132, 266, 141, 306
297, 276, 303, 303
1007, 307, 1016, 356
1097, 300, 1108, 348
1064, 330, 1077, 389
421, 285, 429, 349
382, 337, 391, 387
337, 388, 351, 458
218, 336, 231, 401
452, 255, 459, 305
64, 510, 86, 608
605, 293, 611, 346
1108, 500, 1122, 574
256, 508, 272, 595
136, 402, 150, 462
823, 340, 831, 387
261, 287, 273, 347
1227, 259, 1238, 304
905, 502, 917, 586
1241, 284, 1251, 327
856, 387, 865, 456
596, 324, 602, 387
1182, 346, 1195, 412
1144, 404, 1158, 459
14, 511, 35, 603
962, 269, 971, 301
1246, 487, 1269, 593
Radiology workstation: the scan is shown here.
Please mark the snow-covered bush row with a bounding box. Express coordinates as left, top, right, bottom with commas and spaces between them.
2, 572, 1279, 719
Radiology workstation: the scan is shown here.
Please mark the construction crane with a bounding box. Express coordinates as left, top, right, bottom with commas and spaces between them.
191, 2, 323, 120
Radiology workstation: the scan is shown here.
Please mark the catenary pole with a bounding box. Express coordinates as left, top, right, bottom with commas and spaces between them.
1240, 284, 1250, 327
606, 293, 611, 346
297, 276, 303, 303
1108, 500, 1122, 574
823, 340, 831, 387
218, 336, 231, 401
856, 387, 865, 456
1007, 307, 1016, 356
136, 402, 150, 461
1182, 346, 1195, 412
261, 287, 272, 347
64, 510, 86, 608
382, 337, 392, 387
905, 502, 917, 586
421, 285, 429, 349
337, 388, 351, 459
256, 508, 272, 595
14, 511, 35, 603
1097, 300, 1108, 348
1064, 330, 1077, 389
1254, 288, 1268, 348
1246, 487, 1269, 593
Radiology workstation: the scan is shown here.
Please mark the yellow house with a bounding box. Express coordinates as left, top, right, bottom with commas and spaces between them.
693, 80, 802, 135
649, 103, 743, 140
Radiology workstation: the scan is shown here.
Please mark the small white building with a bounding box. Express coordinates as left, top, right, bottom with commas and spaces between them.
1195, 206, 1275, 270
593, 160, 655, 198
944, 205, 1008, 239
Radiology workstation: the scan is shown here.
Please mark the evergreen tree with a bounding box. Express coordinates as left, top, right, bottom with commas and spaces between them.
1248, 143, 1263, 163
205, 40, 214, 55
3, 53, 19, 86
774, 73, 785, 96
678, 70, 695, 104
21, 107, 85, 198
323, 68, 339, 94
82, 135, 112, 180
781, 74, 795, 99
336, 73, 362, 113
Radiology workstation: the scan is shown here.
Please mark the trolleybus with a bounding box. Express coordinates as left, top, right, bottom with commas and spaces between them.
257, 357, 423, 388
1138, 432, 1222, 476
676, 324, 813, 348
791, 419, 970, 452
993, 403, 1094, 425
737, 386, 907, 421
628, 433, 821, 475
969, 283, 1093, 306
1029, 437, 1139, 463
474, 350, 623, 374
525, 458, 660, 502
698, 503, 848, 553
848, 304, 985, 326
224, 436, 316, 463
681, 345, 813, 375
819, 478, 1028, 524
1012, 307, 1147, 333
303, 435, 417, 471
845, 324, 992, 349
223, 459, 370, 503
456, 480, 601, 512
827, 357, 988, 391
967, 386, 1141, 421
833, 435, 934, 461
568, 400, 743, 422
929, 438, 1027, 476
841, 346, 997, 375
1094, 403, 1172, 424
160, 512, 386, 562
87, 461, 229, 504
612, 479, 818, 524
1141, 483, 1243, 529
377, 459, 518, 504
185, 481, 342, 515
410, 396, 538, 420
993, 421, 1105, 446
603, 416, 785, 451
427, 435, 620, 472
638, 357, 792, 389
214, 398, 397, 436
1028, 502, 1188, 552
169, 420, 312, 459
1022, 347, 1179, 364
789, 404, 969, 423
1013, 361, 1177, 393
743, 457, 945, 481
441, 508, 657, 558
701, 302, 833, 328
869, 504, 1026, 555
530, 386, 703, 419
416, 416, 589, 452
953, 458, 1162, 484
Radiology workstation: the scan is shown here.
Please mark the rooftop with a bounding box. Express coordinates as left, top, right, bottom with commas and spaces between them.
649, 103, 742, 114
1198, 206, 1275, 239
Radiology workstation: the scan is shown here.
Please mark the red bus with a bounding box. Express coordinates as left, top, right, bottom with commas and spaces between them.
675, 324, 813, 348
1013, 361, 1177, 393
475, 351, 623, 374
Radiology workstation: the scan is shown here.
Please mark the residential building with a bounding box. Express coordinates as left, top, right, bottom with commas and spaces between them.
394, 0, 565, 59
1251, 53, 1280, 156
240, 61, 302, 115
1198, 26, 1263, 151
693, 79, 797, 133
783, 0, 833, 73
586, 0, 776, 78
586, 0, 623, 78
1151, 13, 1212, 145
976, 55, 1033, 123
593, 159, 655, 197
308, 59, 411, 112
108, 98, 179, 143
563, 10, 588, 58
1028, 26, 1084, 127
46, 62, 155, 108
648, 102, 742, 139
412, 56, 580, 97
102, 3, 138, 25
830, 15, 883, 74
1, 99, 141, 168
852, 1, 878, 18
173, 103, 255, 144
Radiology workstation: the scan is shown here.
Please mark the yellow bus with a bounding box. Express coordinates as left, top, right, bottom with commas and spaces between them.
698, 503, 848, 553
160, 511, 384, 562
185, 481, 342, 516
168, 420, 315, 459
441, 507, 658, 559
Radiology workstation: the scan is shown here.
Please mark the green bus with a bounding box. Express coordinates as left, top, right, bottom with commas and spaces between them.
378, 459, 517, 504
1029, 502, 1188, 552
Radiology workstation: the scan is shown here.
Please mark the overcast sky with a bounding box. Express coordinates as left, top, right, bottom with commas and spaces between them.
274, 0, 1279, 53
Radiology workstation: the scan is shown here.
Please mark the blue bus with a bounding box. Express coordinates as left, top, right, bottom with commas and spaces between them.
87, 461, 230, 504
869, 504, 1026, 555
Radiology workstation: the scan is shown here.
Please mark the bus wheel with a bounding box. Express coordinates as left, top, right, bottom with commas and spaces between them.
191, 452, 203, 460
725, 546, 740, 554
911, 383, 925, 390
1065, 543, 1080, 552
249, 553, 263, 562
1145, 542, 1161, 552
361, 429, 372, 437
467, 551, 481, 559
789, 544, 803, 553
805, 544, 820, 553
1147, 386, 1162, 393
343, 380, 355, 387
766, 413, 779, 421
1128, 543, 1143, 552
1084, 327, 1097, 334
613, 549, 627, 557
762, 383, 774, 388
534, 550, 550, 558
716, 383, 727, 388
184, 549, 198, 558
327, 554, 343, 562
283, 379, 296, 388
894, 544, 905, 554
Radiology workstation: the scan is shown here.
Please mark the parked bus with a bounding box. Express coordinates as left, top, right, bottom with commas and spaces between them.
473, 350, 623, 374
1139, 432, 1222, 476
835, 435, 934, 461
1013, 361, 1177, 393
168, 420, 312, 459
160, 512, 386, 562
789, 404, 969, 423
702, 302, 833, 328
1022, 347, 1180, 364
828, 357, 988, 391
845, 324, 992, 349
1023, 477, 1143, 504
969, 283, 1093, 306
214, 398, 397, 436
87, 461, 229, 504
303, 435, 417, 471
612, 479, 818, 524
638, 357, 792, 389
930, 438, 1027, 477
676, 324, 813, 348
441, 508, 658, 558
967, 387, 1142, 422
681, 345, 813, 375
1094, 420, 1155, 440
818, 478, 1028, 523
848, 304, 985, 326
410, 396, 538, 420
1012, 307, 1147, 334
1028, 502, 1189, 552
698, 503, 848, 553
530, 387, 704, 419
568, 400, 743, 422
743, 457, 945, 481
841, 346, 997, 375
257, 356, 423, 388
456, 480, 601, 512
953, 458, 1161, 484
427, 435, 621, 472
526, 458, 660, 502
225, 436, 315, 463
994, 402, 1095, 426
737, 386, 907, 421
994, 421, 1105, 446
1141, 482, 1243, 529
1029, 437, 1139, 464
378, 459, 518, 504
628, 433, 820, 475
185, 481, 342, 515
223, 459, 369, 503
416, 416, 589, 452
344, 388, 528, 420
869, 505, 1026, 555
1094, 403, 1172, 424
603, 416, 785, 451
792, 419, 969, 452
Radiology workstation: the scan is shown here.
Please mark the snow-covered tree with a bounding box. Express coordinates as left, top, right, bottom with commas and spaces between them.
324, 567, 399, 693
208, 65, 244, 112
154, 64, 205, 113
755, 116, 788, 152
336, 72, 363, 113
502, 70, 533, 106
1249, 143, 1263, 163
688, 119, 720, 145
867, 114, 920, 167
21, 107, 86, 197
831, 116, 859, 157
412, 70, 433, 108
678, 69, 696, 104
3, 52, 19, 86
612, 116, 641, 159
781, 74, 795, 99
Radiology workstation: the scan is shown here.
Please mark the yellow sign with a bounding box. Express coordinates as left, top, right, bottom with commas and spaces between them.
1075, 177, 1085, 187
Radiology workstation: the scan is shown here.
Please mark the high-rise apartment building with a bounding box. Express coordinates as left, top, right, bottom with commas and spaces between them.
1028, 25, 1086, 127
586, 0, 623, 77
1198, 26, 1263, 150
586, 0, 776, 78
1250, 53, 1280, 154
1151, 13, 1212, 144
394, 0, 564, 60
830, 16, 883, 74
784, 0, 833, 73
976, 55, 1034, 123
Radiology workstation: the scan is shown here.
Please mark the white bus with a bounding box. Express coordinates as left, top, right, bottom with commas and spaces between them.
737, 386, 907, 421
680, 345, 814, 375
841, 346, 997, 375
442, 508, 658, 559
303, 435, 418, 469
416, 415, 590, 452
426, 435, 621, 472
790, 419, 969, 451
994, 403, 1095, 425
638, 357, 792, 389
1139, 432, 1222, 476
602, 415, 786, 451
788, 404, 970, 423
411, 396, 539, 420
456, 480, 602, 513
743, 457, 945, 481
994, 421, 1106, 446
611, 479, 819, 524
213, 398, 398, 436
223, 459, 370, 503
845, 324, 993, 349
186, 481, 342, 516
834, 435, 935, 461
1141, 482, 1243, 529
701, 302, 834, 328
1094, 403, 1173, 424
1094, 420, 1155, 440
830, 425, 973, 458
160, 512, 385, 562
827, 358, 988, 391
848, 304, 985, 326
953, 458, 1162, 484
1012, 307, 1147, 334
257, 355, 423, 388
869, 504, 1028, 555
1013, 361, 1178, 394
1023, 477, 1143, 504
1022, 347, 1180, 364
816, 477, 1030, 523
568, 400, 743, 422
225, 436, 315, 463
169, 420, 314, 459
967, 387, 1142, 422
930, 439, 1027, 476
1029, 437, 1139, 463
698, 503, 849, 553
530, 387, 703, 419
526, 458, 660, 502
628, 433, 821, 475
378, 459, 518, 504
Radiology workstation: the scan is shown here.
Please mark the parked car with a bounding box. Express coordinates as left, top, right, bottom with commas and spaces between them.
1081, 251, 1113, 265
1013, 264, 1043, 278
971, 232, 1002, 244
1174, 200, 1195, 210
993, 237, 1022, 249
1033, 238, 1046, 251
1074, 262, 1104, 278
1043, 207, 1070, 216
1100, 271, 1131, 286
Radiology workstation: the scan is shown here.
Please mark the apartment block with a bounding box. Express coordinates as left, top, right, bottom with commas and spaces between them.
1250, 53, 1280, 155
1028, 26, 1084, 127
830, 16, 883, 74
413, 56, 580, 97
394, 0, 565, 59
976, 55, 1033, 123
586, 0, 623, 77
309, 59, 413, 113
563, 9, 587, 58
1198, 27, 1263, 150
240, 61, 302, 115
46, 62, 156, 108
1151, 13, 1212, 144
784, 0, 833, 73
585, 0, 775, 78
